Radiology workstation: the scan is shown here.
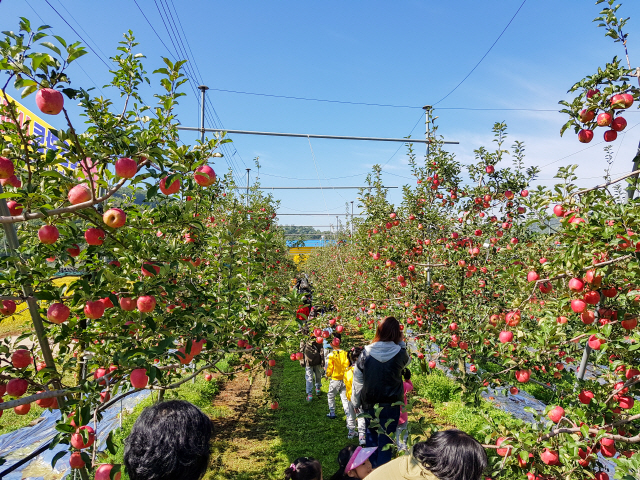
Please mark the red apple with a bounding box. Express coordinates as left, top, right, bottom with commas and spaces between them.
579, 390, 594, 405
66, 244, 81, 257
0, 174, 21, 187
38, 225, 59, 244
194, 165, 216, 187
68, 184, 92, 205
580, 310, 595, 324
540, 448, 560, 466
137, 295, 156, 313
526, 271, 539, 282
0, 300, 17, 316
95, 464, 121, 480
571, 299, 587, 313
547, 405, 564, 423
498, 331, 513, 343
578, 129, 593, 143
115, 157, 138, 178
597, 112, 613, 127
604, 130, 617, 142
485, 165, 495, 174
130, 368, 148, 388
119, 297, 136, 311
515, 369, 531, 383
611, 116, 627, 131
71, 425, 95, 449
12, 350, 32, 369
85, 228, 106, 246
568, 277, 584, 292
69, 452, 85, 469
103, 208, 126, 228
35, 88, 64, 115
0, 157, 15, 179
7, 200, 22, 216
14, 403, 31, 415
84, 300, 105, 319
621, 317, 637, 330
579, 109, 595, 123
496, 437, 512, 457
553, 205, 565, 217
141, 262, 160, 276
47, 303, 70, 324
159, 176, 180, 195
587, 335, 604, 350
6, 378, 28, 397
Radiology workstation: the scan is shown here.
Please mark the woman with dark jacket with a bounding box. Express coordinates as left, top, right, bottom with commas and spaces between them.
351, 316, 410, 467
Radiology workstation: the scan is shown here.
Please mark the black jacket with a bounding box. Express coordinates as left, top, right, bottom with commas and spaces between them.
300, 338, 324, 367
353, 341, 410, 410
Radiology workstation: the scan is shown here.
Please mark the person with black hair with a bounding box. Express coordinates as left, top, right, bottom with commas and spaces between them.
395, 368, 414, 451
366, 429, 488, 480
285, 457, 323, 480
352, 316, 410, 467
330, 445, 376, 480
123, 400, 212, 480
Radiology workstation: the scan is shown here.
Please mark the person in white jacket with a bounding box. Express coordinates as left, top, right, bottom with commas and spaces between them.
351, 316, 410, 468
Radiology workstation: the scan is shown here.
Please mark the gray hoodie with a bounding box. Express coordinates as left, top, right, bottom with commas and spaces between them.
351, 341, 410, 409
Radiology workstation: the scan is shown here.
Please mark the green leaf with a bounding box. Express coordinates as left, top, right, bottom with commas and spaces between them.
40, 42, 61, 56
51, 450, 67, 468
106, 431, 117, 454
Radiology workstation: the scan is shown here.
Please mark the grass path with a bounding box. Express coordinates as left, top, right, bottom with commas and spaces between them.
206, 353, 360, 480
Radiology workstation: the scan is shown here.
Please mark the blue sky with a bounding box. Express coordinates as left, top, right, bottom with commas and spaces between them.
3, 0, 640, 230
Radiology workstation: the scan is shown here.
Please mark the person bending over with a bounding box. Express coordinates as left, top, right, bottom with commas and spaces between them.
124, 400, 213, 480
366, 429, 487, 480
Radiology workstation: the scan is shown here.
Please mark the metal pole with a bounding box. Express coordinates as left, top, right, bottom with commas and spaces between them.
175, 126, 458, 144
350, 201, 354, 236
577, 344, 592, 380
198, 86, 209, 143
423, 105, 432, 286
246, 168, 250, 207
0, 186, 62, 391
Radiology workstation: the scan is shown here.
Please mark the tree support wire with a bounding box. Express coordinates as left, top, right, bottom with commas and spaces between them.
176, 126, 459, 144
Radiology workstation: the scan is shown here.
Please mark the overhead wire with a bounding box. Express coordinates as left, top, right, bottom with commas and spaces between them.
432, 0, 528, 106
138, 0, 243, 185
23, 0, 105, 95
157, 0, 248, 177
42, 0, 112, 70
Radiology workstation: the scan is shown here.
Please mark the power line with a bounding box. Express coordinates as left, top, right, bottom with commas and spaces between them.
42, 0, 112, 70
260, 172, 366, 181
432, 0, 528, 106
52, 0, 111, 63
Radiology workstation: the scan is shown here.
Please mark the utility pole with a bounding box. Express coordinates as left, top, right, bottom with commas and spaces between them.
336, 215, 339, 237
350, 201, 354, 237
198, 85, 209, 143
246, 169, 251, 207
423, 105, 432, 286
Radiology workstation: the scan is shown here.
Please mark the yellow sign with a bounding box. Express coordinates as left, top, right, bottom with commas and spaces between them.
0, 92, 79, 169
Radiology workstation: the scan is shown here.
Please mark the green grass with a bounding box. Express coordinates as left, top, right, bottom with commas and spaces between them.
0, 303, 32, 337
0, 402, 49, 433
205, 353, 360, 480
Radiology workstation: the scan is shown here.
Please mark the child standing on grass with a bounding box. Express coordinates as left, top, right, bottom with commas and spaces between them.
395, 368, 414, 451
344, 347, 366, 445
285, 457, 323, 480
326, 337, 356, 438
300, 328, 325, 402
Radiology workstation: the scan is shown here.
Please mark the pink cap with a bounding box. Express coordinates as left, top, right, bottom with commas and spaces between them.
345, 446, 377, 473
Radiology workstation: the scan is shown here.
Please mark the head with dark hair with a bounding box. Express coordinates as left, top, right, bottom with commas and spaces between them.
330, 445, 358, 480
402, 368, 412, 381
333, 332, 342, 341
373, 316, 402, 344
412, 429, 487, 480
124, 400, 213, 480
285, 457, 322, 480
348, 347, 364, 366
